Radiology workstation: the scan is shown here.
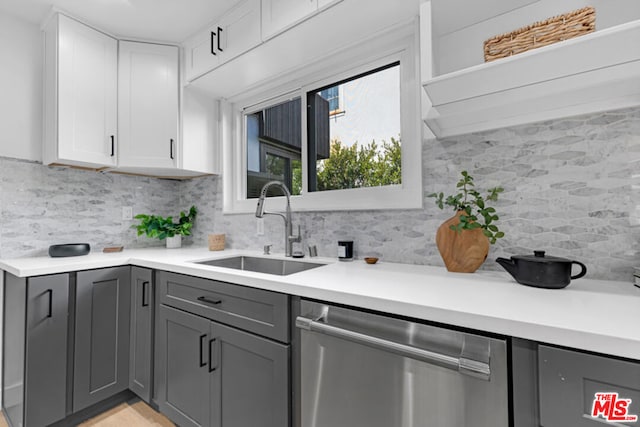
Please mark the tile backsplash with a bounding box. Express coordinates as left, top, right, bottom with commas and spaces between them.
1, 107, 639, 281
185, 107, 640, 282
0, 157, 182, 258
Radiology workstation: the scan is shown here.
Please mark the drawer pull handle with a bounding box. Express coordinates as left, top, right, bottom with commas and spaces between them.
199, 334, 207, 367
197, 296, 222, 305
217, 26, 223, 52
46, 289, 53, 319
142, 281, 150, 307
209, 338, 219, 372
210, 31, 217, 55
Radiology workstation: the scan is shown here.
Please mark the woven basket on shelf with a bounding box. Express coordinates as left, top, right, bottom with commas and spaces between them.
483, 6, 595, 62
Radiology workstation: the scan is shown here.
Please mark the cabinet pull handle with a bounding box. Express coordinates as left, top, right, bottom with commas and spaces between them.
141, 281, 150, 307
210, 31, 217, 55
46, 289, 53, 319
217, 27, 223, 52
170, 139, 174, 159
197, 296, 222, 305
199, 334, 207, 367
208, 338, 219, 372
110, 135, 115, 157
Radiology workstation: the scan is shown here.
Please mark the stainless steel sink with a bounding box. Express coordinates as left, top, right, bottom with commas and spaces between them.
193, 256, 326, 276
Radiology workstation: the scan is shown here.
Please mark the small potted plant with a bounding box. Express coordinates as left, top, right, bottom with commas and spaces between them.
133, 206, 198, 249
428, 171, 504, 273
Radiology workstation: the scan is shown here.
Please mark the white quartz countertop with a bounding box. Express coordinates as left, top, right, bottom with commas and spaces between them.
2, 247, 639, 360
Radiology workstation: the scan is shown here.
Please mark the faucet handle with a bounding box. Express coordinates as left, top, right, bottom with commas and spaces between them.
263, 244, 272, 255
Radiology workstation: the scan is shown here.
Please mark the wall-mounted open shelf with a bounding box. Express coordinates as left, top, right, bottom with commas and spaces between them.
421, 1, 640, 137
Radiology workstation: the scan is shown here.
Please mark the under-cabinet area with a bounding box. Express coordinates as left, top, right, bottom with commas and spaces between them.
2, 259, 639, 427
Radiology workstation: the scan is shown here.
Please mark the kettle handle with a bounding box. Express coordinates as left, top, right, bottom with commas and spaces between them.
571, 261, 587, 280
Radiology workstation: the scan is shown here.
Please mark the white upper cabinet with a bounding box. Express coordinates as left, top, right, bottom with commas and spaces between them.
261, 0, 318, 40
261, 0, 343, 40
189, 0, 416, 99
421, 0, 640, 138
118, 41, 179, 170
43, 14, 118, 169
183, 0, 261, 82
181, 87, 220, 175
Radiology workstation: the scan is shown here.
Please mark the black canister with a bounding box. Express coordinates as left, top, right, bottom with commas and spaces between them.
338, 241, 354, 261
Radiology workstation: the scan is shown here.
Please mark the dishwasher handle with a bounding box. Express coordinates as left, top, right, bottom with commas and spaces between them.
296, 315, 491, 381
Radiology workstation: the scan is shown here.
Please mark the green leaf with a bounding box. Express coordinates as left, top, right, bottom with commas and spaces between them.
132, 206, 198, 241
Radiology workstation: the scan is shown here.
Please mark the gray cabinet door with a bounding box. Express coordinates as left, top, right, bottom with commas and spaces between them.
210, 322, 290, 427
73, 266, 131, 412
538, 344, 640, 426
129, 266, 153, 402
25, 274, 70, 427
156, 304, 211, 427
158, 270, 290, 342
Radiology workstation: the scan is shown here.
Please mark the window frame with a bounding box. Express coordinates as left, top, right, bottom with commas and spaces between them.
222, 28, 422, 214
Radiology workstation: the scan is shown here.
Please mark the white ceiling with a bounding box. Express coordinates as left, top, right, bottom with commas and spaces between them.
0, 0, 242, 43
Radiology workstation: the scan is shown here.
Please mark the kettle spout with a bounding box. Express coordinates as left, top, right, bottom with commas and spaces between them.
496, 257, 518, 280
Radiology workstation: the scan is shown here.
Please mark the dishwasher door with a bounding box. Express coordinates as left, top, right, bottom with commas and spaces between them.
296, 300, 509, 427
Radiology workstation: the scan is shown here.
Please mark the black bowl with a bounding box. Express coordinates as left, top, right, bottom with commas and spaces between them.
48, 243, 91, 258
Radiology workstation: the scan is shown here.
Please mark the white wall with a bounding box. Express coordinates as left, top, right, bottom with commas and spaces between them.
0, 10, 43, 405
0, 11, 43, 161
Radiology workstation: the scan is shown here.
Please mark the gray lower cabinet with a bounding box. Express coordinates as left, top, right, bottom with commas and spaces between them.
156, 304, 290, 427
129, 266, 154, 403
156, 305, 211, 427
73, 266, 131, 412
538, 345, 640, 427
512, 339, 640, 427
2, 272, 70, 427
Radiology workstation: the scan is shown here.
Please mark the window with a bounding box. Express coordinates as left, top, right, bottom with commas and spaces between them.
319, 86, 344, 117
308, 63, 401, 193
245, 97, 302, 198
224, 28, 421, 213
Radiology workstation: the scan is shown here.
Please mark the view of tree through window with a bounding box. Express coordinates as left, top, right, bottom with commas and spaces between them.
245, 63, 401, 198
308, 63, 401, 192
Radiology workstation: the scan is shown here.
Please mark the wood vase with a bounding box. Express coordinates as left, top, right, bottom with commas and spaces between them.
436, 211, 490, 273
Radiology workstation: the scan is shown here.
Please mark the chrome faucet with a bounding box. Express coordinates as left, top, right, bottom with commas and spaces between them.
255, 181, 301, 257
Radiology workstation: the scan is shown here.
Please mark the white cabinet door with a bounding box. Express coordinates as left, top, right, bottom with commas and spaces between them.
44, 14, 118, 168
181, 86, 220, 174
262, 0, 318, 40
317, 0, 340, 9
118, 41, 179, 169
184, 0, 261, 82
183, 30, 222, 83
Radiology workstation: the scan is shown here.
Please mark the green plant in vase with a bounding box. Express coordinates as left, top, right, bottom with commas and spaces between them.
133, 206, 197, 248
428, 171, 504, 272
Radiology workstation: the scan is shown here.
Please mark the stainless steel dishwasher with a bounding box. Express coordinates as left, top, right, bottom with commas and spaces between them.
295, 300, 509, 427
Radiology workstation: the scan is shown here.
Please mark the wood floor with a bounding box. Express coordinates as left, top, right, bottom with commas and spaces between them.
0, 398, 175, 427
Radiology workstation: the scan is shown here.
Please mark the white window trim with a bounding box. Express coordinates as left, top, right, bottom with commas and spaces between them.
222, 24, 422, 214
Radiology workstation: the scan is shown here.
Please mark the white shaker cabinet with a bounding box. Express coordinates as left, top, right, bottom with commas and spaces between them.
183, 0, 261, 82
261, 0, 342, 40
261, 0, 318, 40
43, 14, 118, 169
118, 41, 179, 170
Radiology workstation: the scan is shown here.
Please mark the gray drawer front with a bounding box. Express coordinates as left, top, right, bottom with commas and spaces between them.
157, 271, 289, 342
538, 345, 640, 427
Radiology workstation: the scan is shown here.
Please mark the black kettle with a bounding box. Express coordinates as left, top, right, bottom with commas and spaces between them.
496, 250, 587, 289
